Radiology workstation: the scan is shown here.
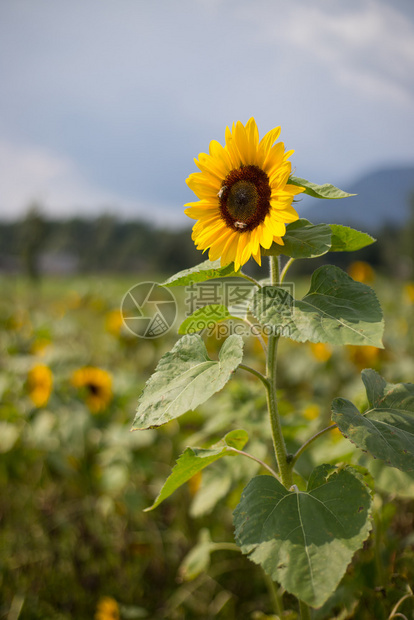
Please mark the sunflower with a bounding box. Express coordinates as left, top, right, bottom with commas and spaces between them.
185, 118, 305, 270
27, 364, 53, 408
71, 366, 113, 413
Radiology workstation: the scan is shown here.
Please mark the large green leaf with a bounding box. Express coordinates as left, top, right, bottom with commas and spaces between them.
332, 369, 414, 472
132, 334, 243, 430
233, 466, 372, 608
145, 429, 248, 511
289, 176, 355, 199
252, 265, 384, 347
162, 259, 236, 287
263, 219, 332, 259
179, 304, 236, 334
329, 225, 376, 252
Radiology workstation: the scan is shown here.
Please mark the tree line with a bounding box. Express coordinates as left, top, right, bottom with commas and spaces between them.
0, 204, 413, 280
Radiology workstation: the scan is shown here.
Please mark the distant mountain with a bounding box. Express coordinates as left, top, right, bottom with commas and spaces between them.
300, 166, 414, 232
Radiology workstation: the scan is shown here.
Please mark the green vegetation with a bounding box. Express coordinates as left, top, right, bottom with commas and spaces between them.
1, 269, 414, 618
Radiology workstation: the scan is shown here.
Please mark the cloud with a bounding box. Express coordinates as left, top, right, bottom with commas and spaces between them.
0, 141, 185, 224
239, 0, 414, 106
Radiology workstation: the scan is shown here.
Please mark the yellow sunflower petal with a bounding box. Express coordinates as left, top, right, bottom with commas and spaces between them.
257, 222, 274, 249
220, 232, 239, 266
262, 141, 285, 175
252, 243, 262, 266
208, 229, 234, 261
240, 233, 254, 266
209, 139, 233, 172
196, 151, 229, 182
259, 125, 281, 154
264, 215, 286, 238
186, 173, 220, 198
184, 204, 219, 219
284, 183, 306, 196
194, 217, 227, 245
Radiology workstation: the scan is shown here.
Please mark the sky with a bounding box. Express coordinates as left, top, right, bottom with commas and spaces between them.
0, 0, 414, 225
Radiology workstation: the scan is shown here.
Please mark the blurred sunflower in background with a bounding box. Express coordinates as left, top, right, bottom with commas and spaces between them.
27, 364, 53, 407
347, 260, 375, 284
309, 342, 332, 363
185, 118, 304, 270
71, 366, 113, 413
347, 345, 381, 370
105, 309, 124, 337
95, 597, 120, 620
403, 282, 414, 304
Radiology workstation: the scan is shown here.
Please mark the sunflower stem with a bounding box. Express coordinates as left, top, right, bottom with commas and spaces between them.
239, 272, 262, 288
266, 256, 293, 488
299, 599, 312, 619
290, 424, 338, 467
238, 363, 269, 388
227, 447, 279, 479
269, 254, 280, 285
263, 572, 284, 616
280, 257, 295, 283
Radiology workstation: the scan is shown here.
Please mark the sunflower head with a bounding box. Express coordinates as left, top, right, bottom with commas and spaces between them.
71, 366, 113, 413
185, 118, 304, 271
27, 364, 53, 408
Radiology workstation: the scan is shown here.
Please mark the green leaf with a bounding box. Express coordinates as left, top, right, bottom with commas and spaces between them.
144, 429, 249, 511
329, 225, 376, 252
179, 529, 213, 580
368, 459, 414, 499
233, 466, 372, 608
289, 176, 355, 199
178, 304, 236, 334
133, 334, 243, 430
162, 259, 236, 287
190, 464, 233, 517
263, 219, 332, 259
252, 265, 384, 347
332, 369, 414, 472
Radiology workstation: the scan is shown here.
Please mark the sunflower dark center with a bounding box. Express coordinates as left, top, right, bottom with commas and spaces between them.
227, 181, 258, 222
219, 165, 271, 232
86, 382, 100, 396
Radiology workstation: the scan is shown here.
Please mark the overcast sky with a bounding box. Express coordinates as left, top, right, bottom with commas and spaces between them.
0, 0, 413, 224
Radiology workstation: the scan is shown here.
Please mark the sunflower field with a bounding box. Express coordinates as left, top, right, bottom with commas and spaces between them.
2, 267, 414, 620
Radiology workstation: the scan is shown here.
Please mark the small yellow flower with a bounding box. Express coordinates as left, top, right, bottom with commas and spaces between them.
185, 118, 304, 271
105, 309, 124, 337
347, 261, 374, 284
309, 342, 332, 363
403, 282, 414, 304
303, 404, 321, 421
331, 426, 343, 441
95, 596, 120, 620
27, 364, 53, 407
71, 367, 113, 413
347, 345, 380, 369
188, 471, 202, 496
